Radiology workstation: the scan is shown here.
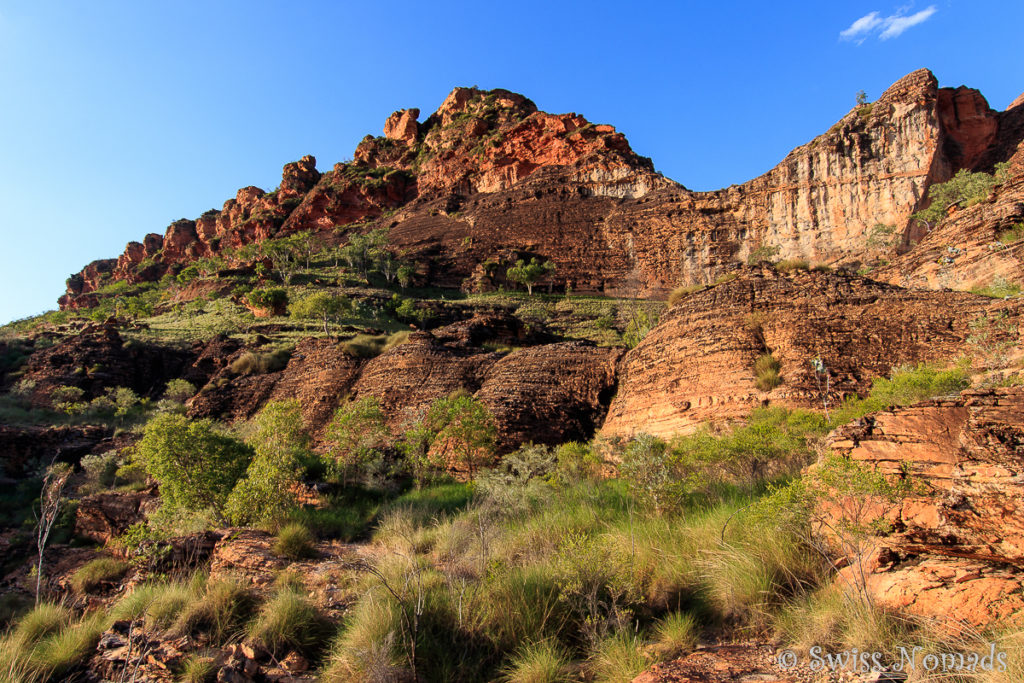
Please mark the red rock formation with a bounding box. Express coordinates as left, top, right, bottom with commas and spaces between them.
602, 268, 1022, 439
826, 387, 1024, 632
384, 108, 420, 144
75, 489, 160, 544
58, 71, 1023, 309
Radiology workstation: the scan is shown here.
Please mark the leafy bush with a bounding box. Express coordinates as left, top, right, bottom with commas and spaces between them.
69, 557, 128, 594
135, 413, 253, 515
970, 276, 1022, 299
912, 162, 1009, 224
162, 378, 196, 403
833, 363, 970, 423
289, 291, 351, 334
746, 244, 780, 265
427, 394, 497, 480
225, 400, 307, 526
507, 258, 556, 295
246, 287, 288, 310
619, 434, 680, 514
325, 397, 389, 486
623, 309, 658, 349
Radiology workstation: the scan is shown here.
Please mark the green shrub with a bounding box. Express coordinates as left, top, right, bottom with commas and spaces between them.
162, 379, 196, 403
913, 163, 1009, 224
970, 276, 1022, 299
135, 413, 253, 515
273, 523, 316, 560
246, 287, 288, 310
325, 397, 389, 486
746, 244, 779, 265
754, 353, 782, 391
69, 557, 128, 594
619, 434, 680, 514
833, 363, 970, 423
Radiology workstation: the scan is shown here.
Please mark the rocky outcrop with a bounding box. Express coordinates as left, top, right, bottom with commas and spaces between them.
602, 268, 1022, 439
60, 69, 1024, 309
825, 387, 1024, 632
0, 424, 112, 477
18, 324, 198, 405
475, 342, 622, 450
75, 489, 160, 544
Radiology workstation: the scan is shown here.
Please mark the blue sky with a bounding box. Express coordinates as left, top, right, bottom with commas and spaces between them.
1, 1, 1021, 324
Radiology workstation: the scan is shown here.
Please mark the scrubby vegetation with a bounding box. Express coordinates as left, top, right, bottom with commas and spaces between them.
0, 359, 992, 682
912, 162, 1010, 226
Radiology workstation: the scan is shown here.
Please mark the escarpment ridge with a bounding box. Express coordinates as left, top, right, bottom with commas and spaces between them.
58, 69, 1024, 307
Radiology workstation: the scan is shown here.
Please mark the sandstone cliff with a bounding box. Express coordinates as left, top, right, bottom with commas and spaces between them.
826, 387, 1024, 632
57, 69, 1023, 307
601, 267, 1022, 439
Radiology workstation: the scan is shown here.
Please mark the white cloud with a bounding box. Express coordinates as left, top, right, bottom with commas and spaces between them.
840, 5, 937, 43
879, 6, 938, 39
840, 12, 883, 42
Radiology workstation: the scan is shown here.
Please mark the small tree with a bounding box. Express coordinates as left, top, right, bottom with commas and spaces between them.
34, 462, 72, 604
618, 433, 681, 515
261, 235, 304, 285
289, 291, 351, 335
397, 413, 442, 488
506, 257, 556, 295
226, 399, 309, 525
427, 394, 496, 481
135, 413, 253, 516
340, 229, 388, 281
293, 230, 325, 269
325, 397, 390, 486
855, 90, 868, 106
397, 263, 416, 289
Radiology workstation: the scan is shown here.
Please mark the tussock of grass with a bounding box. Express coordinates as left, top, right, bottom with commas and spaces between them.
651, 612, 699, 661
69, 557, 128, 594
775, 258, 810, 272
754, 353, 782, 391
667, 285, 703, 306
997, 222, 1024, 245
25, 612, 109, 681
229, 346, 292, 375
273, 523, 316, 560
144, 580, 199, 631
588, 629, 650, 682
499, 640, 573, 683
341, 334, 388, 357
248, 588, 328, 656
172, 577, 253, 644
178, 654, 216, 683
7, 603, 71, 652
